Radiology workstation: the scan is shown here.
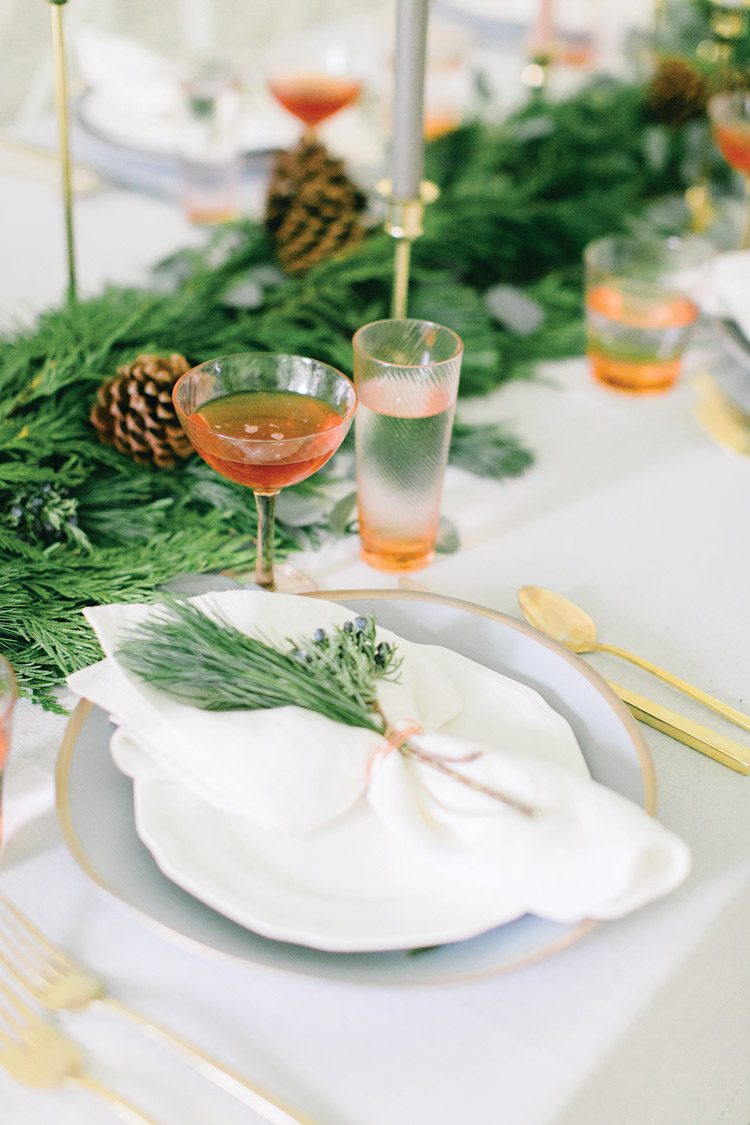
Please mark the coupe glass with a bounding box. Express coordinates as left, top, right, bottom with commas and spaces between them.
173, 354, 357, 591
708, 91, 750, 248
265, 36, 362, 137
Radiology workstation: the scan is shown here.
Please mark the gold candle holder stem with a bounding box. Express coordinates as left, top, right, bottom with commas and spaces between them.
49, 0, 77, 302
378, 180, 439, 319
392, 238, 412, 319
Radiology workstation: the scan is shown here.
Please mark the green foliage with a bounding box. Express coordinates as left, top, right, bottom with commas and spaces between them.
449, 421, 535, 480
2, 482, 89, 550
0, 76, 716, 707
0, 528, 258, 711
656, 0, 750, 72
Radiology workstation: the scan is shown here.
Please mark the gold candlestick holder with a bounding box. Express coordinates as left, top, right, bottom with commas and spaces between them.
377, 179, 439, 318
48, 0, 77, 302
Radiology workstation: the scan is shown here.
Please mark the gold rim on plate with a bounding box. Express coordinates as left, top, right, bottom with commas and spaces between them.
55, 588, 656, 986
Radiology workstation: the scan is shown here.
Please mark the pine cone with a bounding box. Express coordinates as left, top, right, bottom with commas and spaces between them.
265, 136, 367, 274
90, 353, 193, 469
647, 58, 710, 126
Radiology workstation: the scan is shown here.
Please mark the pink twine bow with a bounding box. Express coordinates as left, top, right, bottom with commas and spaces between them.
366, 719, 537, 816
367, 719, 423, 781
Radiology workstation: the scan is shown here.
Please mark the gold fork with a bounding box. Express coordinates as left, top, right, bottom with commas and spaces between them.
0, 976, 155, 1123
0, 895, 313, 1125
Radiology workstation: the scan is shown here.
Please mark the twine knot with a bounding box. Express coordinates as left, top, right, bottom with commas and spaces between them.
367, 719, 423, 780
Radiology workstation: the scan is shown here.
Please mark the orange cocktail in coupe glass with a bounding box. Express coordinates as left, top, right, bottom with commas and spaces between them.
173, 354, 356, 591
265, 38, 362, 136
709, 90, 750, 248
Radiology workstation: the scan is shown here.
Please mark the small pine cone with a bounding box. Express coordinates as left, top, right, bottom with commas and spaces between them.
278, 212, 363, 274
90, 352, 194, 469
265, 135, 367, 273
647, 57, 710, 126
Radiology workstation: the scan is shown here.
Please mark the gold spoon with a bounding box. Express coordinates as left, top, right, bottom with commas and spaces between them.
518, 585, 750, 735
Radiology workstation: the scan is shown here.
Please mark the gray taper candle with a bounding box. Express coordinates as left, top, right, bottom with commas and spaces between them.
391, 0, 429, 201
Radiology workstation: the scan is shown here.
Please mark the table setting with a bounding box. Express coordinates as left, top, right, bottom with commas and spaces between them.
2, 0, 750, 1122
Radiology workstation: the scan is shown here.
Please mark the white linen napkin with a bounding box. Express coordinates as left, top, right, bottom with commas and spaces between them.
72, 26, 298, 157
68, 591, 690, 924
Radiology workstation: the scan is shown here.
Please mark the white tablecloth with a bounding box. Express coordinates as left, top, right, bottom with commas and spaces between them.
2, 168, 750, 1125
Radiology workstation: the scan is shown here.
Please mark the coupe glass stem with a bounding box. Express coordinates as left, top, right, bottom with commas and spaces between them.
253, 491, 278, 591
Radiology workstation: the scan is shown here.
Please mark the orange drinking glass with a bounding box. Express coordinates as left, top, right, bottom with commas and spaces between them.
584, 235, 713, 394
353, 319, 463, 572
0, 657, 17, 847
708, 91, 750, 249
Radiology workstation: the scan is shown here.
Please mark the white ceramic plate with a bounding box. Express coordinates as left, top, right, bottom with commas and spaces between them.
128, 632, 585, 952
56, 590, 655, 986
134, 780, 527, 953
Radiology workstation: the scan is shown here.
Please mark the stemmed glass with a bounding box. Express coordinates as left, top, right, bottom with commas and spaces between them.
708, 91, 750, 249
173, 354, 357, 592
265, 38, 362, 137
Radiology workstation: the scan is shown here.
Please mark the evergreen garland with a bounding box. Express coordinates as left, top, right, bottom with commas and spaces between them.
0, 77, 725, 707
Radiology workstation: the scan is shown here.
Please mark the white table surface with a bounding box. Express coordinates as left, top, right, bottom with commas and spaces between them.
2, 167, 750, 1125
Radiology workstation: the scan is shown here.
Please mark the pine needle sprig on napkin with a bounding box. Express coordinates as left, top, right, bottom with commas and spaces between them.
117, 599, 399, 733
117, 599, 537, 817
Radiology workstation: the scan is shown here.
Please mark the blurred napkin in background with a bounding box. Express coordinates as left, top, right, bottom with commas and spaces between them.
704, 250, 750, 341
74, 27, 182, 155
72, 26, 296, 158
75, 26, 181, 120
69, 591, 690, 926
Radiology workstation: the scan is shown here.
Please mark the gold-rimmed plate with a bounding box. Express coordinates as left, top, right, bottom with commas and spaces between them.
56, 589, 654, 986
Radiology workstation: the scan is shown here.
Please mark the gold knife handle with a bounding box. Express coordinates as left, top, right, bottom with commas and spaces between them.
598, 644, 750, 735
609, 681, 750, 775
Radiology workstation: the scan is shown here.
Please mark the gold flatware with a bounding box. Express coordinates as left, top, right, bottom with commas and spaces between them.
0, 977, 155, 1123
609, 681, 750, 775
517, 586, 750, 735
0, 895, 313, 1125
692, 373, 750, 456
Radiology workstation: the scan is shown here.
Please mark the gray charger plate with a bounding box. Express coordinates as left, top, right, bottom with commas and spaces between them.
56, 589, 654, 987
